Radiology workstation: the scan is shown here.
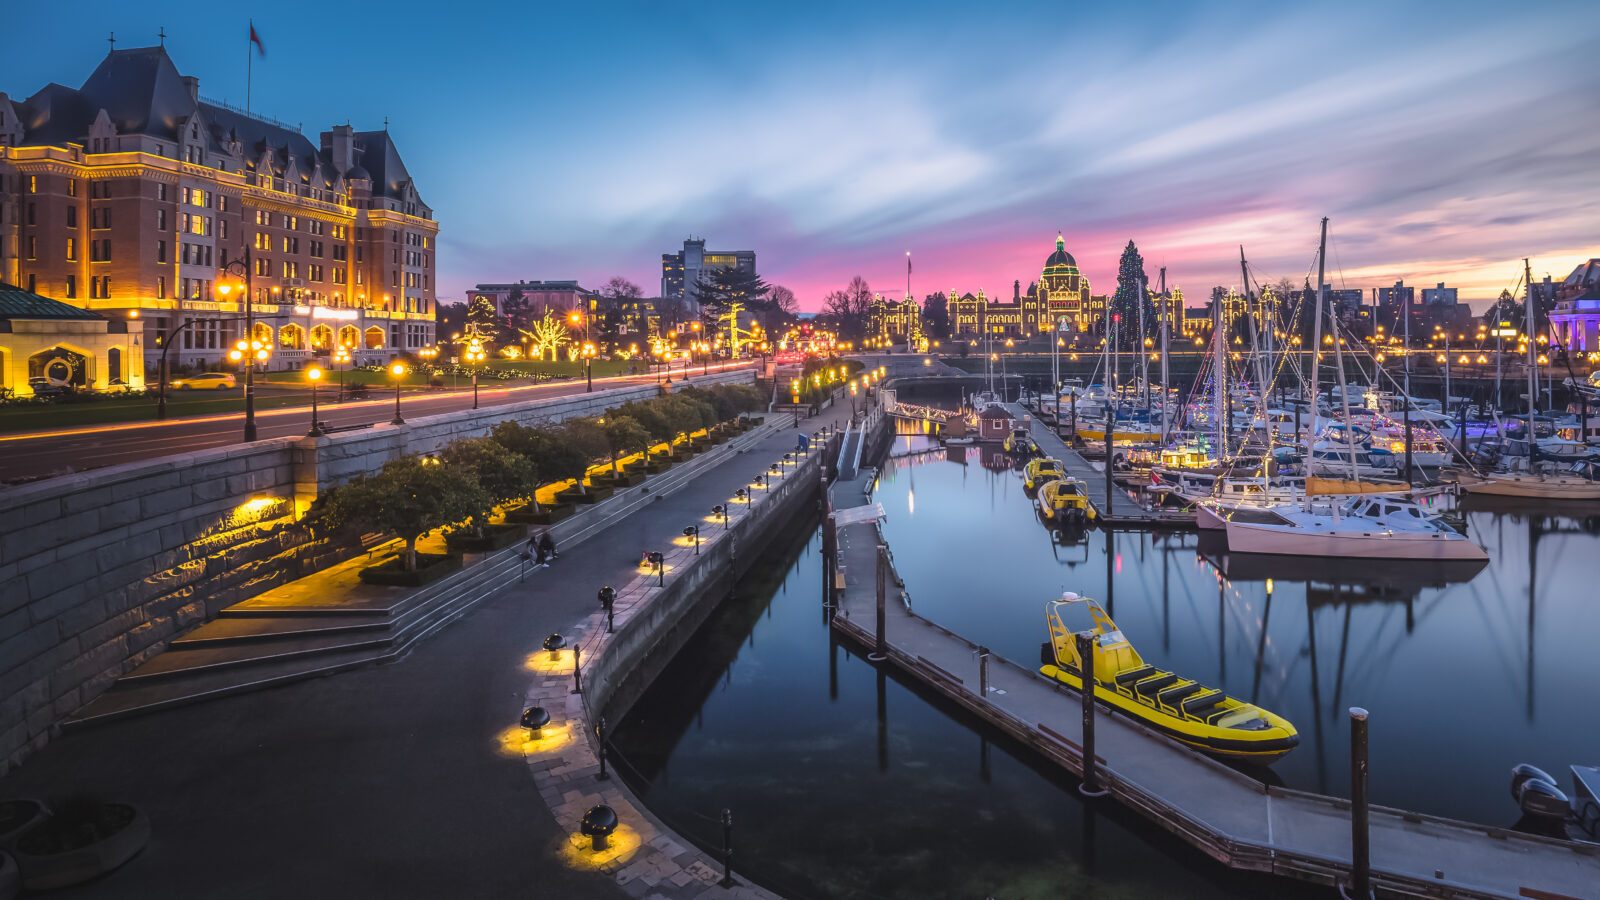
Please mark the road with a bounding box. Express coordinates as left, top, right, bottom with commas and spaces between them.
0, 361, 757, 483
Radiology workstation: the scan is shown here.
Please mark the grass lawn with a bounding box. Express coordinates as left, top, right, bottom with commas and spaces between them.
0, 390, 311, 434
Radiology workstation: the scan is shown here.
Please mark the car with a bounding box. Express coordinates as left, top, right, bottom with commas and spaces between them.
170, 372, 236, 391
27, 377, 69, 397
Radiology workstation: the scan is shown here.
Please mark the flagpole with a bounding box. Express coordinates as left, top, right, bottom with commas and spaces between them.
246, 20, 253, 116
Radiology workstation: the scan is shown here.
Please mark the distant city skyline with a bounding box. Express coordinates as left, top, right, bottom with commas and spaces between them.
5, 0, 1597, 310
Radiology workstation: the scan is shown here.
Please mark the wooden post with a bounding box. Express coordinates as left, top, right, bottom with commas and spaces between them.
978, 646, 990, 697
1348, 706, 1371, 899
719, 808, 735, 888
868, 544, 888, 661
1077, 631, 1107, 797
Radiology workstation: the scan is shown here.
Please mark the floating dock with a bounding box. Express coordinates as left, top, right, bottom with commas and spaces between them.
825, 465, 1600, 899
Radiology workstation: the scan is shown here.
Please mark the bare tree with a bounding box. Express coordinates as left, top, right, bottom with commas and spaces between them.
601, 276, 643, 301
769, 285, 798, 315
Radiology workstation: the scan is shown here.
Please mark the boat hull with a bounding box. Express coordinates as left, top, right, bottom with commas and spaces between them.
1223, 520, 1488, 560
1459, 474, 1600, 500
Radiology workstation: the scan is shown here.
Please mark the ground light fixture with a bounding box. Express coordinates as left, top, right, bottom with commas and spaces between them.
712, 504, 727, 527
754, 474, 768, 492
520, 705, 551, 737
683, 525, 700, 554
735, 488, 749, 504
581, 805, 619, 852
542, 633, 567, 660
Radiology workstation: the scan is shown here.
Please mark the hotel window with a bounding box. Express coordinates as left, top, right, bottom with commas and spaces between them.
67, 179, 77, 197
28, 176, 37, 193
254, 257, 270, 277
219, 220, 227, 241
66, 206, 76, 228
157, 276, 166, 299
282, 260, 299, 279
26, 203, 35, 225
157, 240, 167, 263
255, 210, 270, 226
157, 209, 167, 231
309, 264, 323, 282
64, 275, 76, 298
66, 238, 76, 261
27, 236, 36, 260
158, 183, 168, 201
218, 195, 228, 212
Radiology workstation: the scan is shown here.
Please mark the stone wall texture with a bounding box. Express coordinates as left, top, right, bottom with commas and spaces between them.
0, 370, 754, 773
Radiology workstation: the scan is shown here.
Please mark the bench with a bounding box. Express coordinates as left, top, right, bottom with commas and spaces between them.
359, 532, 388, 557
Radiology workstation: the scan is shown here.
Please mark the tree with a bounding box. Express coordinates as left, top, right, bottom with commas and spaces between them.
1110, 240, 1153, 350
521, 310, 572, 362
601, 276, 643, 302
922, 292, 950, 340
768, 285, 798, 315
466, 295, 506, 344
319, 457, 488, 571
822, 276, 874, 337
559, 418, 610, 494
440, 438, 539, 536
491, 421, 573, 512
501, 287, 535, 334
601, 415, 652, 476
694, 266, 770, 319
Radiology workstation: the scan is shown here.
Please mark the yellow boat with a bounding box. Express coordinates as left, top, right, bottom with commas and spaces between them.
1024, 458, 1066, 491
1075, 424, 1163, 444
1037, 477, 1095, 525
1040, 593, 1298, 762
1002, 429, 1038, 457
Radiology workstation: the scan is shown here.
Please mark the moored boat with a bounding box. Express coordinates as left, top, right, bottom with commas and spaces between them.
1023, 457, 1065, 492
1038, 477, 1095, 525
1039, 593, 1298, 763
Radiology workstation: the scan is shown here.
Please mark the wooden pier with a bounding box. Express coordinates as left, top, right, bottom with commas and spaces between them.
825, 468, 1600, 899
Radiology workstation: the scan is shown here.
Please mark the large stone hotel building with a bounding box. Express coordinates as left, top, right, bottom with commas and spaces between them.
0, 45, 437, 387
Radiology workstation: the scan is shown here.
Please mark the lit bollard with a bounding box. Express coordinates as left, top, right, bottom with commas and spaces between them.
1077, 631, 1107, 798
598, 586, 616, 633
581, 805, 618, 852
1347, 707, 1372, 899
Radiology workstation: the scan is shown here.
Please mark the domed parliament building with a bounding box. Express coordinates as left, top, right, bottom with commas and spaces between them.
947, 234, 1104, 339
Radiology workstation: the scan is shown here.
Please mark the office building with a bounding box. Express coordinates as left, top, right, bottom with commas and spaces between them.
661, 238, 755, 300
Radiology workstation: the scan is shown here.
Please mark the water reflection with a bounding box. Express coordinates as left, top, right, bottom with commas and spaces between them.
610, 519, 1301, 898
873, 428, 1600, 825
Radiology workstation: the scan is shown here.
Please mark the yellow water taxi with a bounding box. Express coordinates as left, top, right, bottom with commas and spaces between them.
1002, 428, 1039, 457
1024, 458, 1066, 492
1040, 594, 1298, 763
1038, 477, 1095, 525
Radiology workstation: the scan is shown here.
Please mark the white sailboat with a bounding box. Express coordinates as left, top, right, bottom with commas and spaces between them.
1220, 493, 1488, 560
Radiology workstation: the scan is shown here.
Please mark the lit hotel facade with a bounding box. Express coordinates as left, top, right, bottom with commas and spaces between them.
0, 45, 437, 376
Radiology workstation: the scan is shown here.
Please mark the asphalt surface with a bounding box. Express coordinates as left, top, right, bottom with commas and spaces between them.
0, 405, 842, 899
0, 362, 755, 483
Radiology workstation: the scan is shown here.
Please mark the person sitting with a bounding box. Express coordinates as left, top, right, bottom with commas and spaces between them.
538, 531, 558, 561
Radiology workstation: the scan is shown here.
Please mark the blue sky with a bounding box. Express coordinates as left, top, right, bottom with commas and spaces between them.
6, 1, 1598, 308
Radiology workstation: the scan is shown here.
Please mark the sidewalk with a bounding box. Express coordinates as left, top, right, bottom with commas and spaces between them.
0, 404, 851, 899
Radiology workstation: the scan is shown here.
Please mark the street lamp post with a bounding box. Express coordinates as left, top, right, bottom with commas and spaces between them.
216, 246, 262, 440
390, 362, 407, 425
583, 342, 597, 392
463, 340, 485, 409
306, 365, 324, 435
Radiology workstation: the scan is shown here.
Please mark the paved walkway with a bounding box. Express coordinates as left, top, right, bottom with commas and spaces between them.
0, 405, 851, 899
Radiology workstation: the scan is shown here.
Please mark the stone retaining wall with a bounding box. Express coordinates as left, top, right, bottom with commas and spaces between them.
0, 370, 754, 774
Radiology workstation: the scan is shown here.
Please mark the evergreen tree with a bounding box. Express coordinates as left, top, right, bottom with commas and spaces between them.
466, 295, 506, 343
694, 266, 770, 317
1110, 241, 1152, 349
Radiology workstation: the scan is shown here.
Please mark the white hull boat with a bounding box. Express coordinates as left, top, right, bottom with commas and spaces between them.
1459, 472, 1600, 500
1221, 496, 1487, 561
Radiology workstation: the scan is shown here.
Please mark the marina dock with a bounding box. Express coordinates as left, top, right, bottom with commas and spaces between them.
825, 463, 1600, 899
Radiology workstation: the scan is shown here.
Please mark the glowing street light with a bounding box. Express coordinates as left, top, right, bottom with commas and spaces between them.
306, 365, 324, 435
390, 362, 408, 425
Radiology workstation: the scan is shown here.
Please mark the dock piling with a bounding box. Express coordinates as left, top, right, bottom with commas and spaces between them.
1345, 706, 1372, 899
978, 645, 990, 697
868, 544, 888, 661
595, 715, 609, 781
719, 808, 735, 887
1077, 631, 1108, 798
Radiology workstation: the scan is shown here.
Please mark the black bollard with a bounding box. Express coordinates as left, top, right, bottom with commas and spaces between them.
595, 716, 609, 781
868, 544, 888, 661
719, 808, 735, 887
571, 644, 582, 695
598, 586, 616, 633
1348, 706, 1371, 899
978, 646, 990, 697
1077, 631, 1107, 797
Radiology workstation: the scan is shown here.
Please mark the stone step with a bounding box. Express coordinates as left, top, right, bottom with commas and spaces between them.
64, 645, 383, 728
171, 614, 389, 647
119, 630, 396, 683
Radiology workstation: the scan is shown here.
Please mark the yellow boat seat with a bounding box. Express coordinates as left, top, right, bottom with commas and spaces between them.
1133, 673, 1178, 698
1183, 691, 1227, 716
1115, 665, 1157, 686
1159, 682, 1203, 709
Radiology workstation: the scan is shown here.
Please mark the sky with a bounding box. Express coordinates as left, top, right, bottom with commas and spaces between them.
6, 1, 1599, 310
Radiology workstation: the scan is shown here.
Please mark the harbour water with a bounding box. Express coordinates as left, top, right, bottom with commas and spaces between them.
611, 420, 1600, 897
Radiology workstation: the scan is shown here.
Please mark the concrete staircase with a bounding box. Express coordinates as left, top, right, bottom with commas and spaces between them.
64, 417, 784, 728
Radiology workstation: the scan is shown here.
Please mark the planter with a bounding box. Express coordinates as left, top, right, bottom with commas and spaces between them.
504, 503, 573, 526
0, 801, 48, 850
597, 471, 646, 488
12, 802, 149, 891
444, 523, 526, 553
556, 485, 614, 505
358, 552, 460, 586
643, 457, 672, 473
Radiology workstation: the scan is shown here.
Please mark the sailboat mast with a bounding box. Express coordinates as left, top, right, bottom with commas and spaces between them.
1213, 280, 1225, 456
1524, 257, 1538, 467
1308, 218, 1328, 464
1159, 267, 1170, 443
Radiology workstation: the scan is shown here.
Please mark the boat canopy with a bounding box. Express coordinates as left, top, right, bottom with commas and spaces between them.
1305, 476, 1410, 496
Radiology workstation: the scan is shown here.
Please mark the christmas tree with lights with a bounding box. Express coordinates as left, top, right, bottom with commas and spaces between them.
1110, 240, 1151, 349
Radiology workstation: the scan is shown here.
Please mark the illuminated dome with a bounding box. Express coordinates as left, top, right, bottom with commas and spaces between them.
1044, 233, 1077, 270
